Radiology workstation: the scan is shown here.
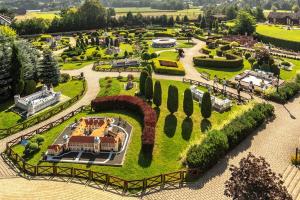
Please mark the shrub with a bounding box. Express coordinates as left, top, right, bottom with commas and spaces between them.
23, 80, 37, 95
154, 32, 174, 37
193, 53, 243, 68
201, 92, 212, 119
265, 81, 300, 104
152, 59, 185, 75
244, 52, 252, 60
257, 33, 300, 51
145, 76, 153, 101
139, 70, 149, 95
183, 88, 194, 117
281, 61, 291, 66
186, 130, 229, 169
153, 81, 162, 107
59, 73, 71, 83
167, 85, 179, 114
91, 95, 157, 147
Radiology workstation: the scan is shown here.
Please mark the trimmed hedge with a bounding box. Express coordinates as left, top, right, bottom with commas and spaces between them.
154, 32, 174, 37
91, 95, 157, 146
186, 103, 274, 169
257, 33, 300, 51
193, 53, 243, 68
152, 59, 185, 75
265, 81, 300, 104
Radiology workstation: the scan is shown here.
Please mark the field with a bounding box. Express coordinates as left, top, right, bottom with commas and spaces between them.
256, 24, 300, 43
15, 11, 60, 21
12, 79, 251, 180
263, 9, 291, 17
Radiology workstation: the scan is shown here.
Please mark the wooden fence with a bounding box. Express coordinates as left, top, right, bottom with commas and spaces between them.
5, 105, 202, 195
182, 78, 249, 102
0, 79, 86, 140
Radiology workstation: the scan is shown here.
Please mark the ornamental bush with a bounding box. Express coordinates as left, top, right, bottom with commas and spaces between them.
167, 85, 179, 114
201, 92, 212, 119
183, 88, 194, 117
139, 70, 149, 95
145, 76, 153, 101
264, 81, 300, 104
193, 53, 243, 68
153, 81, 162, 107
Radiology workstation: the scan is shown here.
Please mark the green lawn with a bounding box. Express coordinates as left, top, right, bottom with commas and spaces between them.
195, 59, 251, 80
148, 40, 195, 53
0, 80, 84, 129
12, 79, 252, 180
59, 61, 94, 70
279, 58, 300, 80
256, 24, 300, 42
158, 51, 179, 61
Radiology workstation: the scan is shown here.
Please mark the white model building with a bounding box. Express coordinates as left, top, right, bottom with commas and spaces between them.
14, 85, 61, 117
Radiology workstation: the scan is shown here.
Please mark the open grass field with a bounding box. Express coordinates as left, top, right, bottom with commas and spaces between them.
15, 11, 60, 21
279, 58, 300, 81
12, 78, 251, 179
0, 80, 84, 129
256, 24, 300, 42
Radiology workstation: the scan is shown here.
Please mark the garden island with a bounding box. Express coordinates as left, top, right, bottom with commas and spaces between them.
0, 0, 300, 199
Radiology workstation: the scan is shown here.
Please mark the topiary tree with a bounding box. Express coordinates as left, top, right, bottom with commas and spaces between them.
201, 92, 212, 119
141, 52, 151, 63
38, 50, 60, 86
153, 80, 162, 107
35, 135, 45, 146
144, 76, 153, 101
167, 85, 178, 114
225, 153, 292, 200
139, 70, 149, 95
183, 88, 194, 117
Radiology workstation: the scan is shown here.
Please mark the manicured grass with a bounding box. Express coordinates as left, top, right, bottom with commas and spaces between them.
148, 40, 195, 53
279, 58, 300, 80
0, 80, 85, 129
256, 24, 300, 43
195, 59, 251, 80
12, 79, 251, 180
59, 61, 93, 70
158, 51, 178, 61
15, 11, 60, 21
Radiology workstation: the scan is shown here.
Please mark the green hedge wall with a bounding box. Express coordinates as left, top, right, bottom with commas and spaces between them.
152, 59, 185, 75
257, 33, 300, 51
193, 53, 243, 68
154, 32, 174, 37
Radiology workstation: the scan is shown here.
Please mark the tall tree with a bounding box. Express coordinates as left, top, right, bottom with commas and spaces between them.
153, 80, 162, 107
167, 85, 178, 114
225, 153, 292, 200
233, 10, 256, 35
201, 92, 212, 119
38, 50, 60, 86
10, 43, 25, 95
183, 88, 194, 118
145, 76, 153, 101
139, 70, 149, 95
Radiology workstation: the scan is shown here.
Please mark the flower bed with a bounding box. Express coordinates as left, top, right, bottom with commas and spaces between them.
152, 59, 185, 75
91, 95, 157, 148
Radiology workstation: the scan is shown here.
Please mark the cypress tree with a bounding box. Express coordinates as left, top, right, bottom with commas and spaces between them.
201, 92, 212, 119
145, 76, 153, 101
153, 80, 162, 107
38, 50, 60, 86
10, 43, 25, 95
167, 85, 178, 114
139, 70, 149, 95
183, 88, 194, 117
200, 15, 207, 29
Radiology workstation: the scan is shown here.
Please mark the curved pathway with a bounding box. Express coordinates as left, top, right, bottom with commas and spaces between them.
2, 38, 297, 200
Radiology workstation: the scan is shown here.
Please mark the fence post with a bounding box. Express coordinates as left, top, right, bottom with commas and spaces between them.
296, 148, 298, 161
161, 174, 164, 189
89, 170, 92, 181
123, 181, 128, 194
142, 178, 147, 192
180, 171, 184, 187
53, 166, 57, 176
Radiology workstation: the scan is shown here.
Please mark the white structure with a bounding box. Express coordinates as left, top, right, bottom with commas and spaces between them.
0, 15, 12, 26
152, 38, 177, 48
190, 86, 232, 112
14, 85, 61, 117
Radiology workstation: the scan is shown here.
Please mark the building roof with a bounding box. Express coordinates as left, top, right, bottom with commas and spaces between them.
69, 136, 95, 144
268, 11, 300, 20
48, 144, 62, 152
100, 136, 117, 144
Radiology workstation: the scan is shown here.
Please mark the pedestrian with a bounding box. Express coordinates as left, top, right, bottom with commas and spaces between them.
249, 81, 254, 99
213, 75, 218, 92
222, 78, 227, 94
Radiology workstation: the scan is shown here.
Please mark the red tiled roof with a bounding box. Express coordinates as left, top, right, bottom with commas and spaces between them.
100, 136, 117, 144
48, 144, 62, 151
69, 136, 95, 143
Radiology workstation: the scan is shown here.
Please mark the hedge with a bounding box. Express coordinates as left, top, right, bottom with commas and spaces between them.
256, 33, 300, 51
91, 95, 157, 147
154, 32, 174, 37
193, 53, 243, 68
265, 78, 300, 104
152, 59, 185, 75
186, 103, 274, 169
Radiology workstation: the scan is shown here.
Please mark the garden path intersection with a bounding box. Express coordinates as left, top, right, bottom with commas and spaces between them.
0, 38, 299, 200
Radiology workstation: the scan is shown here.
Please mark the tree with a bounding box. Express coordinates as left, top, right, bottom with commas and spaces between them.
201, 92, 212, 119
145, 76, 153, 101
233, 10, 256, 35
38, 50, 60, 86
35, 135, 45, 146
167, 85, 178, 114
226, 6, 237, 20
10, 43, 25, 95
141, 52, 151, 62
139, 70, 149, 95
293, 5, 300, 13
254, 6, 266, 22
153, 81, 162, 107
200, 15, 207, 29
183, 88, 194, 117
248, 57, 256, 69
225, 153, 292, 200
24, 80, 37, 95
186, 32, 193, 44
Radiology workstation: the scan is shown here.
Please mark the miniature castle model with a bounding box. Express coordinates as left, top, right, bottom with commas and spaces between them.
14, 85, 61, 117
47, 117, 125, 156
152, 38, 177, 48
190, 86, 232, 112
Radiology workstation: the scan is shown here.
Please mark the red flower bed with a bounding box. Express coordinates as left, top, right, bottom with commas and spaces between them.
91, 95, 157, 145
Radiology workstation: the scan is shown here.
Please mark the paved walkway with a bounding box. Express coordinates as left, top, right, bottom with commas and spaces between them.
0, 38, 297, 199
